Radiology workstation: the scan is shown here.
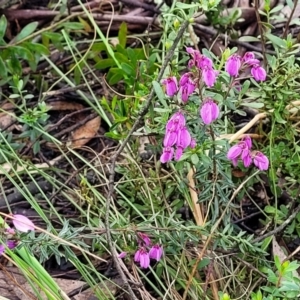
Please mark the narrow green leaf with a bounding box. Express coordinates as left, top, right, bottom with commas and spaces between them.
0, 56, 7, 78
265, 33, 286, 48
152, 81, 168, 108
14, 21, 39, 42
95, 58, 116, 69
121, 62, 134, 75
0, 15, 7, 39
118, 22, 127, 48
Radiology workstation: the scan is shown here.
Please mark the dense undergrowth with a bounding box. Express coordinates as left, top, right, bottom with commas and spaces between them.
0, 0, 300, 299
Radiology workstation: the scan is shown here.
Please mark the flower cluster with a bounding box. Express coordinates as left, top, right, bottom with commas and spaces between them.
134, 232, 163, 269
117, 232, 163, 269
0, 214, 35, 256
225, 52, 266, 81
227, 136, 269, 171
161, 48, 219, 102
160, 111, 195, 163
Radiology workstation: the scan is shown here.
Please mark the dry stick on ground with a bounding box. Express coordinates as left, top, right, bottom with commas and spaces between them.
104, 20, 190, 300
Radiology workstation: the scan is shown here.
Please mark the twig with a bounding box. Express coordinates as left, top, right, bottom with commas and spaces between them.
282, 0, 299, 39
105, 20, 190, 300
253, 205, 300, 243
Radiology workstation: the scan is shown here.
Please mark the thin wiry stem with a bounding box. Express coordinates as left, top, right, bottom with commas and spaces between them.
105, 20, 190, 299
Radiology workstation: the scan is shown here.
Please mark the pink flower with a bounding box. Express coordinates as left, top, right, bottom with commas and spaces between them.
166, 112, 185, 132
227, 136, 253, 167
253, 151, 269, 170
176, 127, 191, 149
162, 77, 178, 96
178, 73, 196, 103
251, 65, 266, 81
198, 56, 213, 69
190, 138, 196, 149
134, 248, 150, 268
163, 129, 178, 147
160, 147, 174, 163
7, 240, 17, 249
242, 52, 260, 65
138, 232, 151, 246
202, 66, 218, 87
5, 228, 15, 235
200, 99, 219, 125
225, 54, 241, 77
175, 147, 183, 161
149, 244, 163, 261
12, 214, 35, 232
117, 251, 127, 259
186, 47, 213, 69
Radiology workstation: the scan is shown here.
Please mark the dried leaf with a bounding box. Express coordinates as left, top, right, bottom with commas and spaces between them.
47, 101, 84, 111
70, 116, 101, 148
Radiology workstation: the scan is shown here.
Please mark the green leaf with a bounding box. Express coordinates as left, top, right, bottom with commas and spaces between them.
152, 81, 168, 108
0, 56, 7, 78
127, 47, 137, 65
0, 15, 7, 40
14, 21, 38, 42
238, 36, 260, 42
241, 102, 264, 108
95, 58, 116, 69
265, 33, 286, 48
61, 22, 84, 30
121, 62, 134, 75
118, 22, 127, 48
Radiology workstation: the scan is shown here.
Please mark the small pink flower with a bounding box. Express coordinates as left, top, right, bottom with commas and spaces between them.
242, 52, 260, 66
162, 77, 178, 96
176, 127, 191, 149
160, 147, 174, 163
190, 138, 196, 149
118, 251, 127, 259
253, 151, 269, 170
12, 214, 35, 232
163, 129, 178, 147
166, 112, 186, 131
198, 56, 213, 69
227, 136, 253, 167
5, 228, 15, 235
178, 73, 196, 103
149, 244, 163, 261
138, 232, 151, 246
251, 65, 266, 81
202, 67, 218, 87
134, 248, 150, 268
175, 147, 183, 161
7, 240, 17, 249
200, 100, 219, 125
225, 54, 241, 77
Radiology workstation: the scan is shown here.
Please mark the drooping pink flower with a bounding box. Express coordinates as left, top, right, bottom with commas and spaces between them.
200, 99, 219, 125
242, 52, 260, 66
6, 240, 17, 250
5, 228, 15, 235
166, 112, 186, 132
178, 73, 196, 103
12, 214, 35, 232
202, 66, 218, 87
225, 54, 241, 77
137, 232, 151, 246
161, 77, 178, 96
175, 147, 183, 161
163, 129, 178, 147
198, 56, 213, 69
177, 127, 191, 149
227, 136, 253, 167
190, 138, 196, 149
149, 244, 163, 261
134, 248, 150, 268
0, 245, 5, 256
251, 65, 267, 81
253, 151, 269, 170
160, 147, 174, 163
